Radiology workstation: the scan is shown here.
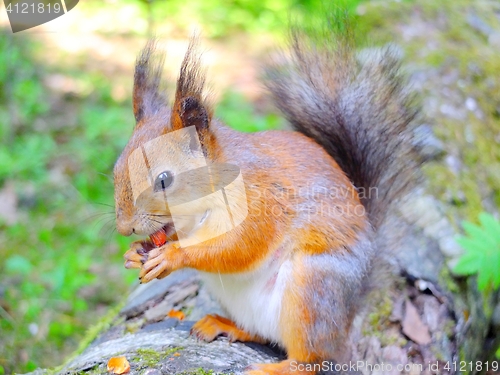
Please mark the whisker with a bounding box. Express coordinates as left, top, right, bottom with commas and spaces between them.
145, 220, 162, 234
102, 221, 119, 246
93, 202, 115, 209
97, 172, 113, 183
92, 214, 117, 229
104, 227, 118, 247
75, 212, 114, 232
218, 271, 226, 295
149, 219, 167, 226
98, 217, 117, 235
86, 211, 115, 217
143, 213, 198, 219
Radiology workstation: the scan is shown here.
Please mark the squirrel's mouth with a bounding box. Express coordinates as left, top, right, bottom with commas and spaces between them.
141, 222, 177, 251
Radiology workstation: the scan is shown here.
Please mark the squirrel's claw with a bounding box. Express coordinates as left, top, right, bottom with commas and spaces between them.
124, 259, 142, 269
190, 314, 223, 342
124, 241, 183, 283
190, 314, 267, 344
139, 262, 169, 283
138, 245, 172, 283
124, 242, 148, 269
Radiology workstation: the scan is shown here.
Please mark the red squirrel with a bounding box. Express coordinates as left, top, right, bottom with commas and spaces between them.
113, 21, 421, 374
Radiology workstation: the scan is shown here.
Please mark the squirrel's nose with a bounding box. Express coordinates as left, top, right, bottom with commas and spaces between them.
116, 220, 134, 236
115, 207, 134, 236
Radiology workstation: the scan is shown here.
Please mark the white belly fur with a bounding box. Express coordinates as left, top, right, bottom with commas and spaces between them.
199, 256, 292, 344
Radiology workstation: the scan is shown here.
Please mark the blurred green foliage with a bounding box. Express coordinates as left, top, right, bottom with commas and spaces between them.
102, 0, 364, 38
0, 32, 136, 372
217, 91, 283, 132
76, 0, 366, 40
454, 213, 500, 293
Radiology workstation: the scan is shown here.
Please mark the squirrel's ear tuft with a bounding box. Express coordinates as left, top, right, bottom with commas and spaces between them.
178, 96, 209, 132
133, 39, 167, 124
171, 37, 212, 136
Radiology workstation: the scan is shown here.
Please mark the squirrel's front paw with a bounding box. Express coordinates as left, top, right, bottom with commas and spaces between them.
138, 242, 183, 283
124, 241, 149, 269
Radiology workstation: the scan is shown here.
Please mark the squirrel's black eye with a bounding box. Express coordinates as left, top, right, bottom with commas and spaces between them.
154, 171, 173, 191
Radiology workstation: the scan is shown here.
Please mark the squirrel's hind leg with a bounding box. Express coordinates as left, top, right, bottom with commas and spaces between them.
190, 314, 267, 344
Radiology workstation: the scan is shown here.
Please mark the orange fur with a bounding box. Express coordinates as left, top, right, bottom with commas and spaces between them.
191, 314, 267, 344
279, 258, 317, 363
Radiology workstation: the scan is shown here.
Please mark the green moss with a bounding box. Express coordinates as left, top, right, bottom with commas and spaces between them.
179, 368, 217, 375
164, 346, 183, 356
133, 347, 183, 367
177, 368, 235, 375
134, 348, 162, 367
192, 369, 215, 375
77, 365, 101, 375
430, 341, 450, 362
125, 318, 145, 334
439, 265, 460, 294
356, 1, 412, 46
422, 3, 500, 221
459, 346, 466, 362
366, 292, 393, 330
443, 320, 455, 339
183, 306, 194, 318
361, 290, 407, 347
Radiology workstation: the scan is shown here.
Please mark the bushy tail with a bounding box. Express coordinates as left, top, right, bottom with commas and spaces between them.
264, 21, 422, 228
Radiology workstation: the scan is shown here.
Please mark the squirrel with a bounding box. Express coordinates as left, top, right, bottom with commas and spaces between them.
113, 18, 421, 375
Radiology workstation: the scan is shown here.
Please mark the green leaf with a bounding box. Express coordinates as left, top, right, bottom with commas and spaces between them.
453, 251, 482, 275
25, 360, 37, 372
456, 236, 490, 255
477, 267, 491, 292
5, 255, 32, 275
491, 250, 500, 289
479, 212, 500, 244
462, 221, 496, 249
455, 212, 500, 293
